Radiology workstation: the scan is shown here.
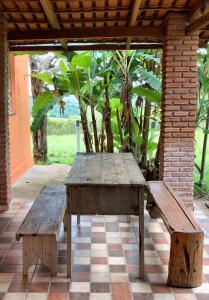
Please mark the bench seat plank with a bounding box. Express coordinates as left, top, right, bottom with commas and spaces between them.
147, 181, 201, 233
16, 185, 66, 240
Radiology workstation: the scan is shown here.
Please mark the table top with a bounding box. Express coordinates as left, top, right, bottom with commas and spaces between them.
65, 152, 147, 187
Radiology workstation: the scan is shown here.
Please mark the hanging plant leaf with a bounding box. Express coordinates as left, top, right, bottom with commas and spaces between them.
133, 86, 161, 106
137, 67, 161, 91
31, 73, 53, 85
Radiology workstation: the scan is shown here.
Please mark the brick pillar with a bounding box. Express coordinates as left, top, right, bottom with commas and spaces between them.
160, 13, 199, 210
0, 18, 10, 210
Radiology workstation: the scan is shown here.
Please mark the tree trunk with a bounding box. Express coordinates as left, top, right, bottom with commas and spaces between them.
30, 56, 48, 163
200, 104, 209, 185
120, 77, 133, 151
100, 113, 105, 152
32, 116, 48, 162
78, 95, 92, 153
116, 109, 124, 149
90, 97, 99, 152
104, 75, 114, 153
154, 133, 160, 169
141, 100, 151, 166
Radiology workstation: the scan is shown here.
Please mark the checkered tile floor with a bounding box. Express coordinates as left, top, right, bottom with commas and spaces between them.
0, 199, 209, 300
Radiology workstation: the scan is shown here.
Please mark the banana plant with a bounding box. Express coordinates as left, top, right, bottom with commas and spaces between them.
196, 47, 209, 186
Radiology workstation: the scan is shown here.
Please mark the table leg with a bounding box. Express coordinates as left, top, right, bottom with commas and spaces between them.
138, 187, 144, 279
67, 187, 72, 278
77, 214, 80, 227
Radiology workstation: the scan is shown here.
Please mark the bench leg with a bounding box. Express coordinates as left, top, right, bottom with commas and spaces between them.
23, 236, 41, 276
42, 236, 58, 276
64, 209, 68, 231
22, 236, 58, 276
168, 231, 203, 288
146, 192, 161, 218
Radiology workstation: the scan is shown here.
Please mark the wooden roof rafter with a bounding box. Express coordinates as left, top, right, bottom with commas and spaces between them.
39, 0, 67, 48
126, 0, 142, 50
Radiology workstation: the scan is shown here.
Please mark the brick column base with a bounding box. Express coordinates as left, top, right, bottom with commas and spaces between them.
160, 13, 199, 210
0, 18, 10, 210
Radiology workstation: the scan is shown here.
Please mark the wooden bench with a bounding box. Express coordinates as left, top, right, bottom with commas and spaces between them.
146, 181, 204, 288
16, 184, 66, 276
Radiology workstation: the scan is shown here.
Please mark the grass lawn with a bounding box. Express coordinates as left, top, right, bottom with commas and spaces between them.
194, 127, 209, 189
47, 134, 85, 165
47, 129, 209, 192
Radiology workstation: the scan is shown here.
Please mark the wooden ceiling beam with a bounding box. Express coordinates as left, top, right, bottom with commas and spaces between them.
189, 0, 209, 21
187, 10, 209, 34
9, 43, 162, 52
7, 16, 164, 24
39, 0, 67, 48
0, 7, 190, 14
8, 26, 164, 41
126, 0, 142, 49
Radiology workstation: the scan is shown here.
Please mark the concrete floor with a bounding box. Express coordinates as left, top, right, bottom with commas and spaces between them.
11, 163, 70, 202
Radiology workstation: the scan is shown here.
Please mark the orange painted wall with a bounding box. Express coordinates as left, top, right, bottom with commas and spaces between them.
9, 55, 34, 184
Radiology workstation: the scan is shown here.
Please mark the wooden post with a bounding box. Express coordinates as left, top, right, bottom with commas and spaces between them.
77, 214, 80, 227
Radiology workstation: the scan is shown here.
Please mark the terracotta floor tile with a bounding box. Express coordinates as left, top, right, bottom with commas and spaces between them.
29, 282, 49, 293
47, 292, 68, 300
69, 293, 89, 300
151, 283, 172, 293
90, 282, 110, 293
91, 257, 108, 265
109, 265, 126, 273
8, 282, 29, 293
132, 293, 154, 300
72, 272, 90, 282
107, 244, 123, 250
111, 283, 132, 300
50, 282, 69, 292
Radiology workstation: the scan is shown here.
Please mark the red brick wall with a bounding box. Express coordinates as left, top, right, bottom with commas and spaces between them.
160, 13, 199, 209
0, 18, 10, 210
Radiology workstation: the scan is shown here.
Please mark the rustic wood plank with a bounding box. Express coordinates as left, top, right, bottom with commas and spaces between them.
8, 26, 164, 41
147, 181, 200, 233
70, 186, 139, 215
66, 153, 146, 187
16, 184, 66, 239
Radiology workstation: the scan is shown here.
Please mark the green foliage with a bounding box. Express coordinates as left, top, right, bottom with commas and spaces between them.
137, 67, 161, 91
31, 91, 57, 132
133, 86, 161, 106
47, 117, 78, 135
31, 73, 53, 85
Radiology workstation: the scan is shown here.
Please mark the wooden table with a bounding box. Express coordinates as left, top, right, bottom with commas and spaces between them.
65, 152, 147, 279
